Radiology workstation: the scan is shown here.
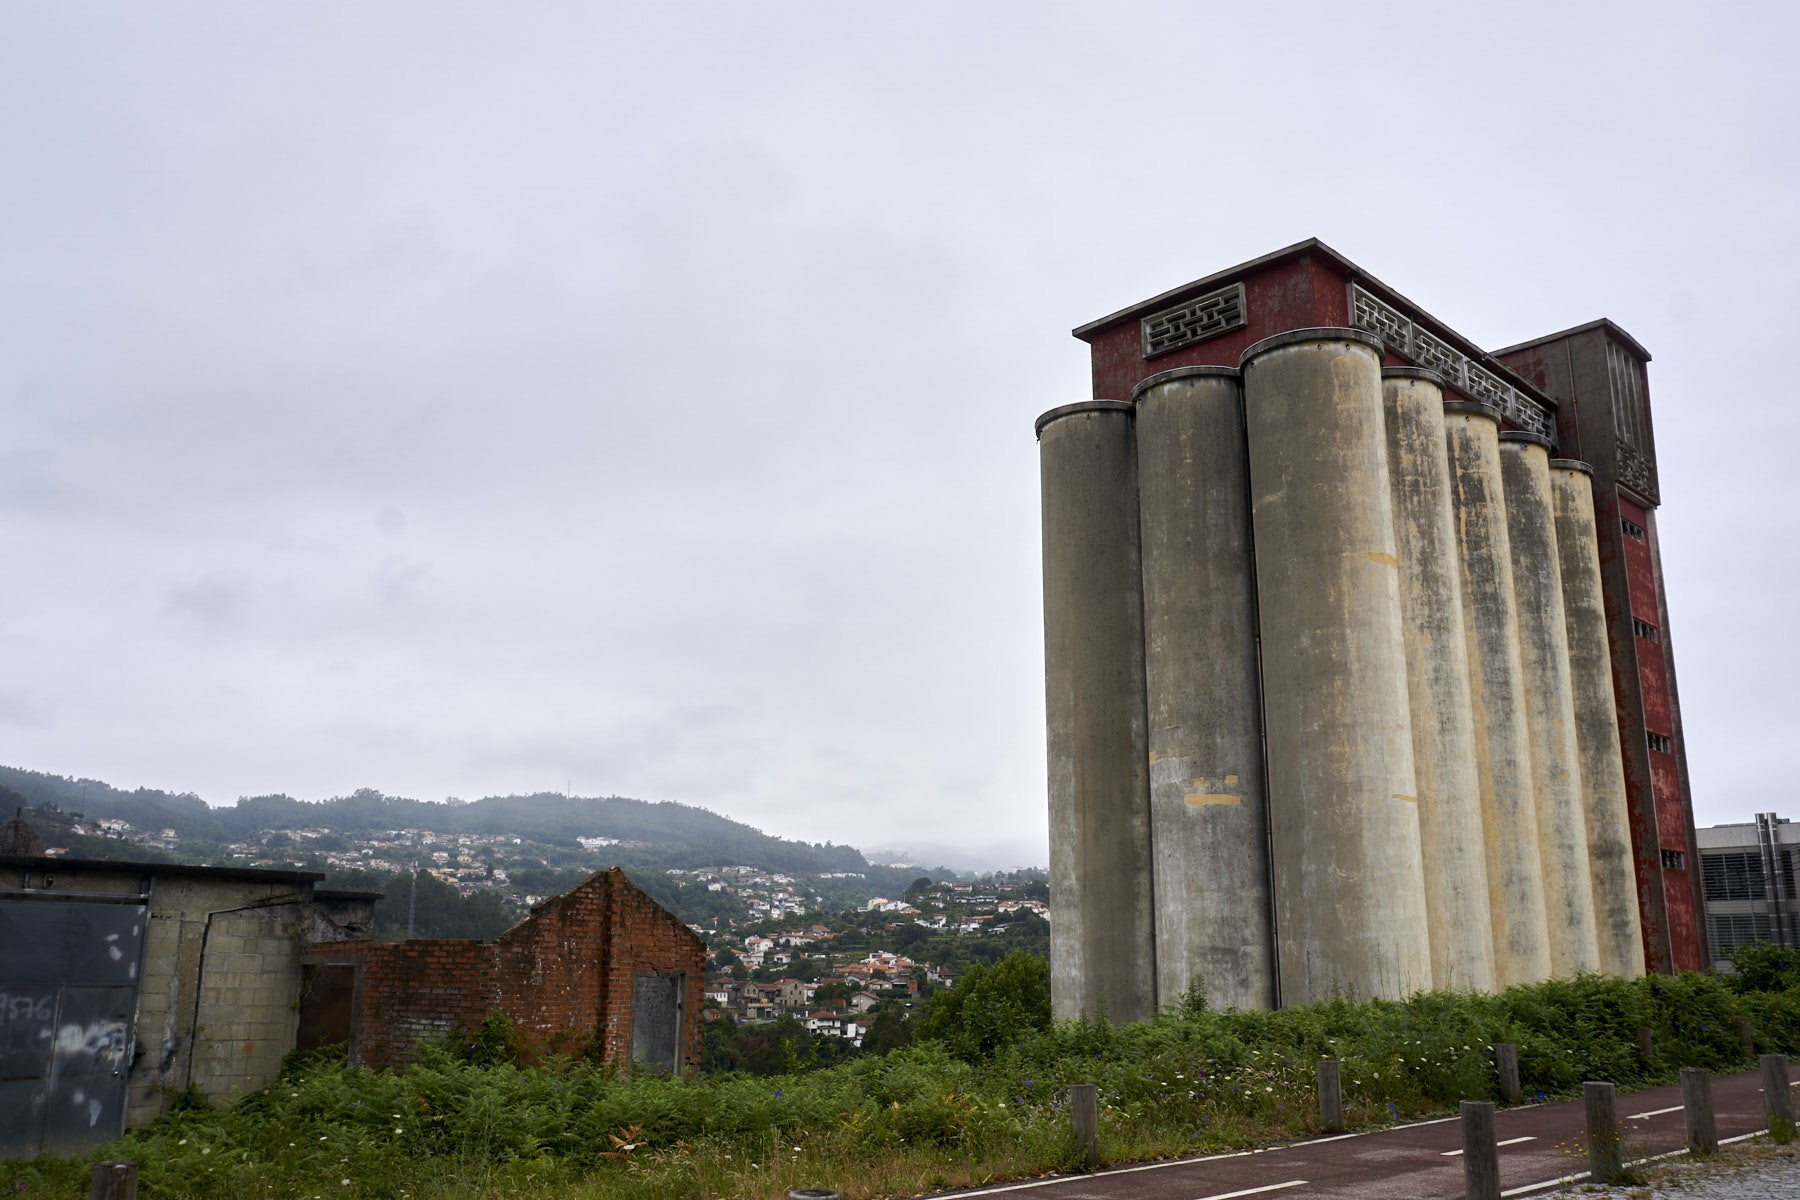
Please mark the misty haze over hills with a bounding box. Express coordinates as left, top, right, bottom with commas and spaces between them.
0, 764, 1046, 875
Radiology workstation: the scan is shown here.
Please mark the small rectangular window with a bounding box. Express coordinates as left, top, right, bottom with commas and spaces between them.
1621, 517, 1646, 540
1633, 618, 1660, 643
1661, 849, 1686, 871
1647, 732, 1673, 754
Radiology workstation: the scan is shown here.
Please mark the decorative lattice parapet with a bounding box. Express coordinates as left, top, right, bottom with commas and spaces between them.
1141, 283, 1246, 358
1350, 284, 1554, 440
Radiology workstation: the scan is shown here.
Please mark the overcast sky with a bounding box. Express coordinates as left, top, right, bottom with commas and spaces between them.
2, 3, 1794, 868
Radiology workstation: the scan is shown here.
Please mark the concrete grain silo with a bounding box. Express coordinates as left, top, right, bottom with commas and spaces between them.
1499, 433, 1602, 977
1036, 401, 1158, 1024
1240, 329, 1431, 1005
1380, 368, 1497, 993
1550, 459, 1647, 978
1443, 404, 1554, 987
1131, 366, 1274, 1013
1045, 241, 1700, 1019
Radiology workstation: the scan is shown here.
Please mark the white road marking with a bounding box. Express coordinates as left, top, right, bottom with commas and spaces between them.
941, 1150, 1253, 1198
1441, 1135, 1535, 1156
1627, 1104, 1684, 1119
1497, 1129, 1774, 1198
1192, 1183, 1307, 1200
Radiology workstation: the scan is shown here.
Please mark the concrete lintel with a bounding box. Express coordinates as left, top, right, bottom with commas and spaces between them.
1034, 399, 1133, 439
1443, 400, 1502, 422
1239, 326, 1382, 367
1130, 364, 1241, 403
1381, 366, 1446, 386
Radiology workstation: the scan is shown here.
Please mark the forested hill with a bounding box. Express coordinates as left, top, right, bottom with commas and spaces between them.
0, 766, 868, 875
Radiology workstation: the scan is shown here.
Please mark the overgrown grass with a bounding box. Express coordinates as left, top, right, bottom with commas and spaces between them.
6, 969, 1799, 1199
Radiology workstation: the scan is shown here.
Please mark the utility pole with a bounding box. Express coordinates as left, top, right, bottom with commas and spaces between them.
407, 863, 418, 939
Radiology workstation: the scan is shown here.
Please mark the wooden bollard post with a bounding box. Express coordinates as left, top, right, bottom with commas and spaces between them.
88, 1162, 138, 1200
1583, 1081, 1623, 1185
1739, 1016, 1756, 1056
1761, 1053, 1794, 1131
1069, 1082, 1099, 1170
1638, 1026, 1655, 1064
1461, 1100, 1500, 1200
1494, 1043, 1521, 1105
1318, 1058, 1345, 1133
1680, 1066, 1718, 1156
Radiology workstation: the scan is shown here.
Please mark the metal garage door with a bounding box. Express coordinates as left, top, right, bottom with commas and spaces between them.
0, 897, 146, 1159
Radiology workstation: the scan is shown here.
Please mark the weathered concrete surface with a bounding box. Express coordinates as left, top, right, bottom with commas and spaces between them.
1132, 366, 1273, 1013
1443, 405, 1553, 987
1380, 369, 1496, 993
1551, 460, 1647, 978
1499, 433, 1602, 978
1037, 401, 1157, 1024
1240, 329, 1430, 1005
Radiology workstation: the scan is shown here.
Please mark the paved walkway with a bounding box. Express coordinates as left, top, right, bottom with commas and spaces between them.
936, 1066, 1792, 1200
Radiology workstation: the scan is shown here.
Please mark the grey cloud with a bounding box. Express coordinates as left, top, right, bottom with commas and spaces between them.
162, 578, 252, 629
0, 2, 1792, 855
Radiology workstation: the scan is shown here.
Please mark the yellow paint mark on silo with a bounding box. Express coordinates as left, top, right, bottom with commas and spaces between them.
1184, 793, 1243, 808
1357, 551, 1399, 568
1392, 793, 1417, 803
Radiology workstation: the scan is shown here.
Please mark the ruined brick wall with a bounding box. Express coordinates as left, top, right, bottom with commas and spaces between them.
492, 873, 608, 1053
310, 868, 706, 1072
595, 867, 707, 1071
319, 939, 497, 1068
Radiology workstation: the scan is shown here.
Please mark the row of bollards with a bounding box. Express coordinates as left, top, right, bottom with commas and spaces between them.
1309, 1047, 1794, 1200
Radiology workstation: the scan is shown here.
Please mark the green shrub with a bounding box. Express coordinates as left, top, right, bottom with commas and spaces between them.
915, 949, 1052, 1063
4, 963, 1796, 1200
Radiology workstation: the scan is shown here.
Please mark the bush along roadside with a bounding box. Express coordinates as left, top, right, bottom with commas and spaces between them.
5, 950, 1800, 1200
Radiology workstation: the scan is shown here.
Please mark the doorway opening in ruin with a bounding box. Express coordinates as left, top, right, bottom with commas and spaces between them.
295, 963, 358, 1057
630, 971, 683, 1074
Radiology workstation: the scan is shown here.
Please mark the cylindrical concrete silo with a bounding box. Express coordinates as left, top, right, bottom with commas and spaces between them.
1550, 458, 1647, 978
1443, 403, 1553, 987
1240, 329, 1431, 1005
1036, 400, 1158, 1024
1499, 432, 1602, 978
1380, 368, 1497, 994
1132, 366, 1274, 1013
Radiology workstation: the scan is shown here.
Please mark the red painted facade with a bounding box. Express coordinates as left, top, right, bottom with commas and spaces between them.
302, 867, 706, 1070
1073, 239, 1704, 976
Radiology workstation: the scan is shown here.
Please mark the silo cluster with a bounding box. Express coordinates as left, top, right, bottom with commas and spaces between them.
1038, 327, 1646, 1021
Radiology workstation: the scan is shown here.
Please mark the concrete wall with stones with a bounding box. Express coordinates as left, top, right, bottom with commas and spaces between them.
127, 873, 366, 1124
0, 857, 357, 1132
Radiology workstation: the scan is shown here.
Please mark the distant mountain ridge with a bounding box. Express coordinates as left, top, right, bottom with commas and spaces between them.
0, 765, 868, 876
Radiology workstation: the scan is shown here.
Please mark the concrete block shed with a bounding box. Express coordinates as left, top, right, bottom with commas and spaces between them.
0, 854, 372, 1158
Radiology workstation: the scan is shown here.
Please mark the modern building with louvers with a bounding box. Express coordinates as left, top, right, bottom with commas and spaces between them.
1698, 814, 1797, 969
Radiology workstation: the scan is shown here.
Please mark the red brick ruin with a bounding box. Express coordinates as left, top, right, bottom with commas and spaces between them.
300, 866, 705, 1072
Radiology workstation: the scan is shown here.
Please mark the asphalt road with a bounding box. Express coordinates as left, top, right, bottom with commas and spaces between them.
934, 1066, 1791, 1200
